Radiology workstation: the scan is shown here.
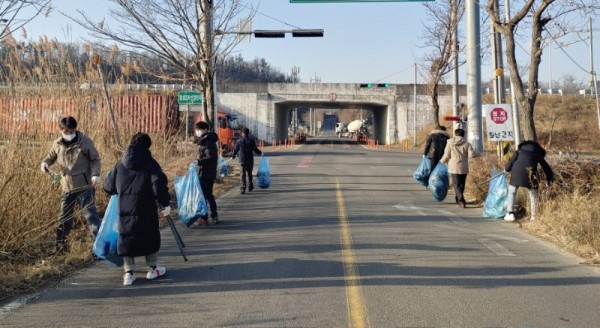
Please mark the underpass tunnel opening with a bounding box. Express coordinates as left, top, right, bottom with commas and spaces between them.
273, 101, 389, 144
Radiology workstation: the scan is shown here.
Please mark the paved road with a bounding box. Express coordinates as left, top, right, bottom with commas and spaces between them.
2, 136, 600, 327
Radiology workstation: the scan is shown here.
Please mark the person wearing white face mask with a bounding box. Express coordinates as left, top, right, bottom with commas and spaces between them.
40, 116, 101, 254
193, 121, 219, 225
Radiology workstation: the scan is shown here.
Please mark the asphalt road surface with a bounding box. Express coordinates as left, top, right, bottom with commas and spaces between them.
2, 135, 600, 328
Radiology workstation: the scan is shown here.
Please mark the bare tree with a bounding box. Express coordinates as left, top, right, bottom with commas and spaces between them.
69, 0, 253, 129
486, 0, 599, 141
0, 0, 51, 41
419, 0, 465, 127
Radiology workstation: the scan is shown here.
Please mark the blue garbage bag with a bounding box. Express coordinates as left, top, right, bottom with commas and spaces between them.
93, 195, 123, 266
257, 156, 270, 189
218, 156, 228, 178
413, 156, 432, 188
483, 167, 508, 219
428, 162, 449, 202
174, 163, 208, 227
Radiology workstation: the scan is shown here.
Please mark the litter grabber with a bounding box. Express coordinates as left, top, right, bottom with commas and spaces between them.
165, 214, 188, 262
43, 167, 61, 186
478, 170, 506, 186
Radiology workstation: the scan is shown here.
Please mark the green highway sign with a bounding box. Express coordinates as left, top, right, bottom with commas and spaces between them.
178, 91, 203, 105
291, 0, 433, 2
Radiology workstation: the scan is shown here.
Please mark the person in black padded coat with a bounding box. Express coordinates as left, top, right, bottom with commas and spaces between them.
503, 140, 554, 222
103, 132, 171, 286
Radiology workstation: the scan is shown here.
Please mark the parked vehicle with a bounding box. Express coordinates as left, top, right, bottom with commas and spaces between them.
193, 110, 241, 152
337, 119, 369, 139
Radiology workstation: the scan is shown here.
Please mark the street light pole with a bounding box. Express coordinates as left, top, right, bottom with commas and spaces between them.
466, 0, 483, 154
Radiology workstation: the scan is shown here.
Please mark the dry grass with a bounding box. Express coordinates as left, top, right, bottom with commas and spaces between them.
0, 132, 238, 301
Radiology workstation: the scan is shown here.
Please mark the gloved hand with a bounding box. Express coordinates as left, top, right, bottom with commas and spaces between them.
231, 154, 236, 159
161, 206, 171, 218
40, 162, 49, 173
91, 176, 99, 187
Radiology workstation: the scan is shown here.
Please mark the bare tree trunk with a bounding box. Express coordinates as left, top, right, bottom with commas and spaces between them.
431, 82, 441, 126
503, 24, 535, 141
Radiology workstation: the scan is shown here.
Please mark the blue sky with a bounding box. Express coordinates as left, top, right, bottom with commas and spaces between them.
18, 0, 598, 86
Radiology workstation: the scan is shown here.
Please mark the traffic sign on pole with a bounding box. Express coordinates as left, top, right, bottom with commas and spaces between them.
178, 91, 203, 105
484, 104, 514, 141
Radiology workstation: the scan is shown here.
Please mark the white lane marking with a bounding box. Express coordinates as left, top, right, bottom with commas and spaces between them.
434, 223, 477, 233
0, 294, 36, 318
479, 238, 516, 256
484, 233, 529, 243
437, 209, 471, 226
393, 203, 427, 216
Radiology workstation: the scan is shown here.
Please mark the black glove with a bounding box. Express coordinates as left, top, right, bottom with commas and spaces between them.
231, 155, 236, 159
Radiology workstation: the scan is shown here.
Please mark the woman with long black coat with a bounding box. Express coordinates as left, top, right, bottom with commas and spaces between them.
103, 133, 171, 286
503, 140, 554, 222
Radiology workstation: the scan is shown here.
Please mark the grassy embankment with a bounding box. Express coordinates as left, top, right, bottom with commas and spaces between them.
0, 39, 239, 301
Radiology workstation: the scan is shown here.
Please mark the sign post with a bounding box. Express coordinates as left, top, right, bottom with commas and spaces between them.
484, 104, 514, 142
178, 91, 203, 143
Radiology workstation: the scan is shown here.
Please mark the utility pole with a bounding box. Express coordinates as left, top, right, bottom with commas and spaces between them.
413, 63, 417, 147
201, 0, 216, 131
466, 0, 483, 154
451, 0, 460, 131
590, 17, 600, 134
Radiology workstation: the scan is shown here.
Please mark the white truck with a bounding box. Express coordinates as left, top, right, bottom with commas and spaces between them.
336, 119, 369, 139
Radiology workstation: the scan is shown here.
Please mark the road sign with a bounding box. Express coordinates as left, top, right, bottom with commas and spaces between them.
484, 104, 514, 141
489, 107, 509, 124
178, 91, 202, 105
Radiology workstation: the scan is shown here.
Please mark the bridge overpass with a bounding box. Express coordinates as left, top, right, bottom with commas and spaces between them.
217, 82, 466, 144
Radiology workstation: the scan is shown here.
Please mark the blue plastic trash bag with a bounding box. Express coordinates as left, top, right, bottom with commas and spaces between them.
93, 195, 123, 266
413, 156, 432, 188
257, 156, 271, 189
428, 162, 449, 202
483, 167, 508, 219
218, 156, 228, 178
174, 163, 208, 227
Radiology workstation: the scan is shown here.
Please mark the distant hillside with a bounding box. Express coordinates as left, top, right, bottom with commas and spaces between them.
0, 39, 294, 85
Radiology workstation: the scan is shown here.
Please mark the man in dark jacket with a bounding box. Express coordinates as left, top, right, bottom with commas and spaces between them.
103, 132, 171, 286
194, 121, 219, 225
504, 140, 554, 222
423, 126, 450, 170
232, 127, 262, 194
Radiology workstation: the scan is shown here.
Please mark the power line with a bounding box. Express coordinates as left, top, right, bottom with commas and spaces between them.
242, 2, 302, 30
373, 64, 414, 83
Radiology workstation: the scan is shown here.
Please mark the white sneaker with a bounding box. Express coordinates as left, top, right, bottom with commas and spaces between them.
530, 216, 536, 221
504, 213, 516, 222
123, 272, 136, 286
146, 266, 166, 280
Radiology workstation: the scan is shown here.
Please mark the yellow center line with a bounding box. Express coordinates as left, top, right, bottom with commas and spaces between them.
336, 178, 370, 328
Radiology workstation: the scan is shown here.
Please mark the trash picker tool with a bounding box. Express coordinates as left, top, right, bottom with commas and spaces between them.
165, 214, 188, 262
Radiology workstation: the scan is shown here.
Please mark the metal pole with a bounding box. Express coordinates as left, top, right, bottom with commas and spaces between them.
413, 63, 418, 147
506, 0, 521, 147
591, 17, 600, 134
452, 0, 460, 131
466, 0, 483, 154
186, 104, 190, 144
491, 0, 505, 159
